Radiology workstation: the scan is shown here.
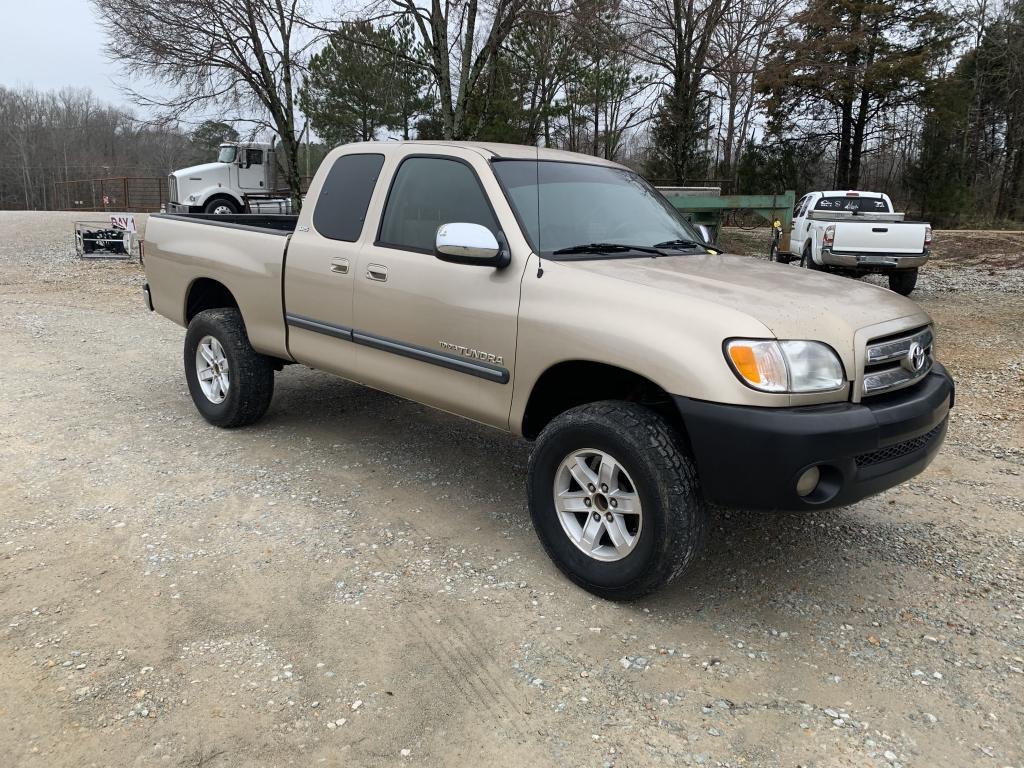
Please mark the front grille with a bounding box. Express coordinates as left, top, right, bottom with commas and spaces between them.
855, 422, 944, 467
862, 325, 933, 397
168, 175, 178, 203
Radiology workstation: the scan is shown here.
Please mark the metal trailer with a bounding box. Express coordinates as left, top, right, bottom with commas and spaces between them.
658, 188, 796, 253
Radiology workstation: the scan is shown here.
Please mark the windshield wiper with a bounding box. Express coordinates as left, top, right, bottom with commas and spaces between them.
652, 238, 703, 250
552, 242, 668, 257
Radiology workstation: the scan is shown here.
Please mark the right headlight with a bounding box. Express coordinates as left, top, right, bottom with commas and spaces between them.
725, 339, 845, 393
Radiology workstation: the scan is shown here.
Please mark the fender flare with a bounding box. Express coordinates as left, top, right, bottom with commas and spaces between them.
195, 188, 244, 210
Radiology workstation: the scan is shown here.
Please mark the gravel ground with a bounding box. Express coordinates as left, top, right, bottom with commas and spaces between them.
1, 212, 1022, 768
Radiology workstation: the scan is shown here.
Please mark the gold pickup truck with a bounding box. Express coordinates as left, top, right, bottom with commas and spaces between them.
142, 141, 954, 599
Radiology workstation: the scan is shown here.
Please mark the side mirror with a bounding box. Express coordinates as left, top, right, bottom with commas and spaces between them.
697, 224, 716, 244
435, 223, 509, 267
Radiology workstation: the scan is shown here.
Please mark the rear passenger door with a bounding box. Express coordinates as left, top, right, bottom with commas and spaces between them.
284, 152, 385, 378
351, 151, 525, 429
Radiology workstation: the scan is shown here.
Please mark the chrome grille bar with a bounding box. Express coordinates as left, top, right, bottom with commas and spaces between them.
862, 325, 934, 397
866, 326, 933, 365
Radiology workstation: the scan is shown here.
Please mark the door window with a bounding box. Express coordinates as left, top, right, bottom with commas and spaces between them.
313, 153, 386, 242
377, 157, 499, 253
245, 149, 263, 166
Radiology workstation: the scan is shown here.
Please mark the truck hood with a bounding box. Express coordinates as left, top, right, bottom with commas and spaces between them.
568, 252, 927, 340
172, 162, 229, 181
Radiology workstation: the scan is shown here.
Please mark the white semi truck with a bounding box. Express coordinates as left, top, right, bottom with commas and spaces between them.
167, 141, 291, 214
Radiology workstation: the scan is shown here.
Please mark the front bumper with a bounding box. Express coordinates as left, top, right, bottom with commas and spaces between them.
674, 363, 954, 511
821, 248, 929, 270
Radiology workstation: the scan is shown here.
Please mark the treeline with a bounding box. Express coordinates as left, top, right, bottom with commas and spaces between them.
294, 0, 1023, 226
6, 0, 1023, 226
0, 87, 247, 210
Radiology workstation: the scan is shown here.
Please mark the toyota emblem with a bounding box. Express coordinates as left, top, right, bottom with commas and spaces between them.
904, 342, 927, 373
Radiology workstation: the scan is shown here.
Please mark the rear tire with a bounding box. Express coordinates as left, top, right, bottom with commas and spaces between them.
184, 309, 274, 427
888, 268, 919, 296
527, 401, 707, 600
800, 244, 820, 270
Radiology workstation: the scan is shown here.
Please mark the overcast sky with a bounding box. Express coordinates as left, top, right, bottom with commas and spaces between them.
0, 0, 146, 107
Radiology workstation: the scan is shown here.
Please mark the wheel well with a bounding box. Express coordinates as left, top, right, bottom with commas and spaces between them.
203, 193, 241, 210
521, 361, 686, 441
185, 278, 239, 322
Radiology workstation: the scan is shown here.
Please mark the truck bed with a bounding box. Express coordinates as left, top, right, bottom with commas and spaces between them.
829, 218, 928, 255
143, 213, 295, 358
807, 210, 908, 223
154, 213, 299, 234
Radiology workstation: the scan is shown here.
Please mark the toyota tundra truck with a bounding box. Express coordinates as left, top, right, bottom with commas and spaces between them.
775, 190, 932, 296
141, 142, 954, 599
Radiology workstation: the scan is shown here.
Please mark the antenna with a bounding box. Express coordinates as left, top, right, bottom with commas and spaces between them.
535, 134, 544, 278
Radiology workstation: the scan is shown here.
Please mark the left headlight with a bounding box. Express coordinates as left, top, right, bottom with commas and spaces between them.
725, 339, 845, 393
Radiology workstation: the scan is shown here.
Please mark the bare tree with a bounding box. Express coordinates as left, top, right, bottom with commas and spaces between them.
90, 0, 315, 207
708, 0, 788, 187
361, 0, 530, 139
0, 86, 196, 210
631, 0, 728, 182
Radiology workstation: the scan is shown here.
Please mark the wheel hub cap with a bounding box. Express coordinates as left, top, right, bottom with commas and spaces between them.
553, 449, 642, 562
196, 335, 230, 404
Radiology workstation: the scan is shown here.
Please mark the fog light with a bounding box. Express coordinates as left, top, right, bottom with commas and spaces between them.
796, 466, 820, 497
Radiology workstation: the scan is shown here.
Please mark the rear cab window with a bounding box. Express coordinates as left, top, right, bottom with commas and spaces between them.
815, 196, 890, 213
313, 153, 386, 241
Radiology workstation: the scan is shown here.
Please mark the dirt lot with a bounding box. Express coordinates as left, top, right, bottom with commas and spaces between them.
1, 212, 1022, 768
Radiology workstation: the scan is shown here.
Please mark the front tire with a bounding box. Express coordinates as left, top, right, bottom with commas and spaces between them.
527, 401, 707, 600
888, 268, 919, 296
184, 309, 274, 427
203, 197, 240, 215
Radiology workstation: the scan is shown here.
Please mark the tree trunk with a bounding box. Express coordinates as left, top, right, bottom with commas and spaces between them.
849, 89, 871, 188
836, 100, 854, 188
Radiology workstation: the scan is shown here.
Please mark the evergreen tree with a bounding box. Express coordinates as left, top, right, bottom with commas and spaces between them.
758, 0, 953, 188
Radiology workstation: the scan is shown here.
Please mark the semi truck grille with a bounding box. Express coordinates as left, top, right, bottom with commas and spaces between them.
168, 175, 178, 203
855, 422, 944, 467
862, 325, 933, 397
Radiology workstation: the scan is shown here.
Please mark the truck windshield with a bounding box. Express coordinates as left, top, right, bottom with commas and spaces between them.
492, 160, 705, 256
217, 146, 238, 163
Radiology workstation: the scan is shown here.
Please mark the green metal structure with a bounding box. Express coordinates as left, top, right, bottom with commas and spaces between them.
659, 188, 796, 250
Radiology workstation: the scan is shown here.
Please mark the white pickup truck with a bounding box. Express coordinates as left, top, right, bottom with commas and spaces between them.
778, 191, 932, 295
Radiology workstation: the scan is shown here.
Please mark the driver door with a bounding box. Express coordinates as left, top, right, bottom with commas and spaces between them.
352, 150, 525, 429
236, 148, 266, 191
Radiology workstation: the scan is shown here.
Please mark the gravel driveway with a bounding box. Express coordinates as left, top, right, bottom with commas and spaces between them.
1, 212, 1021, 768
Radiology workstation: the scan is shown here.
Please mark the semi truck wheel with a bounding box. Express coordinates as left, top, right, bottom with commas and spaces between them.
204, 198, 240, 215
527, 401, 706, 600
184, 309, 274, 428
888, 268, 919, 296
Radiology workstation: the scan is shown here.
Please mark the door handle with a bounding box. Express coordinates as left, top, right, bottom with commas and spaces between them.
330, 257, 349, 274
366, 264, 388, 282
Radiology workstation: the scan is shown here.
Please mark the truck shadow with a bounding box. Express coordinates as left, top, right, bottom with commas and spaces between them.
266, 369, 913, 609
